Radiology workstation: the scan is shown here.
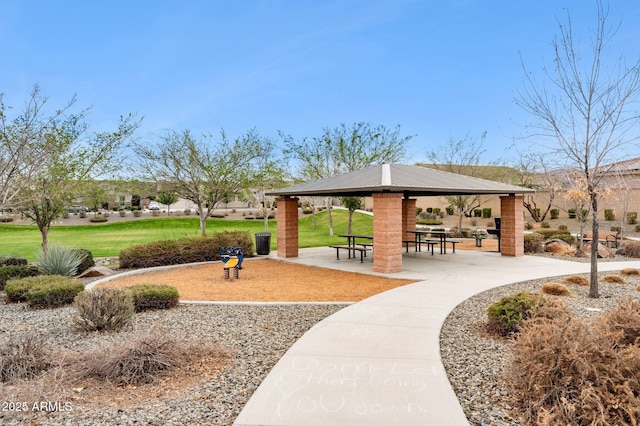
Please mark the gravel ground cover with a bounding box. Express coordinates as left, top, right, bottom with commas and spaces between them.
441, 270, 640, 426
0, 303, 346, 425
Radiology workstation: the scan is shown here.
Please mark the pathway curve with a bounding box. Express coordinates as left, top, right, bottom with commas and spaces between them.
234, 249, 640, 425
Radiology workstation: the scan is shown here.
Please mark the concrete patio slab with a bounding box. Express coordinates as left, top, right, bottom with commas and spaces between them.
234, 249, 640, 426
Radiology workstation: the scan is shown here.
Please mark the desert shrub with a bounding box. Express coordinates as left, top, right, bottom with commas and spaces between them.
487, 291, 545, 336
535, 229, 571, 239
119, 231, 253, 268
627, 211, 638, 225
4, 278, 38, 303
445, 206, 454, 215
81, 329, 185, 385
610, 225, 622, 232
549, 209, 559, 219
558, 224, 568, 231
119, 209, 126, 217
602, 274, 627, 284
89, 215, 108, 223
151, 210, 161, 217
562, 275, 589, 286
604, 208, 615, 221
473, 209, 482, 217
24, 276, 85, 309
548, 233, 576, 245
568, 208, 576, 218
133, 210, 142, 217
0, 216, 14, 222
540, 221, 550, 228
302, 207, 313, 214
0, 264, 40, 291
524, 221, 533, 230
524, 233, 545, 253
73, 288, 135, 332
183, 208, 191, 215
433, 207, 441, 216
621, 268, 640, 276
0, 334, 50, 383
72, 248, 95, 275
636, 224, 640, 233
482, 208, 491, 218
601, 298, 640, 346
125, 284, 180, 312
617, 241, 640, 258
541, 283, 571, 296
0, 255, 28, 266
36, 245, 83, 276
504, 314, 640, 425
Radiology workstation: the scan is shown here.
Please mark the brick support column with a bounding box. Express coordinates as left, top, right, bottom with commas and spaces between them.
402, 198, 417, 247
373, 193, 403, 273
276, 197, 299, 258
500, 194, 524, 257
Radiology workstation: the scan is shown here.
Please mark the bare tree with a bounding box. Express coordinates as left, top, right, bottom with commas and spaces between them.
426, 132, 488, 231
516, 1, 640, 297
135, 129, 278, 236
513, 151, 559, 222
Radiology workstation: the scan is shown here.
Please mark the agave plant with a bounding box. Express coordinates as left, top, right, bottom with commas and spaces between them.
35, 244, 84, 276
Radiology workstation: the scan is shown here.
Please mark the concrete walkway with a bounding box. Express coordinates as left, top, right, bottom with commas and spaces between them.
234, 248, 640, 426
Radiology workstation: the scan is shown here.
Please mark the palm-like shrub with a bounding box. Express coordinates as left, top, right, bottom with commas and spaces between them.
36, 245, 84, 276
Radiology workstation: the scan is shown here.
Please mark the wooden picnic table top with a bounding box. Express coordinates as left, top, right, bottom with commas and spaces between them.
338, 233, 374, 239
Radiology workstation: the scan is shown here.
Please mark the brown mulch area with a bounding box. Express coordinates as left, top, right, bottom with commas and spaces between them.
99, 259, 414, 302
98, 240, 498, 302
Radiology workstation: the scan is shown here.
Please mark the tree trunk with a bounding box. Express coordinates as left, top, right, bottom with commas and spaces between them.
326, 197, 334, 236
40, 226, 50, 257
589, 195, 599, 298
348, 208, 354, 234
197, 203, 207, 236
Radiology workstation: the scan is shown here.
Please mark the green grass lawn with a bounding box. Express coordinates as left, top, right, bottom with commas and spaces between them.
0, 210, 373, 260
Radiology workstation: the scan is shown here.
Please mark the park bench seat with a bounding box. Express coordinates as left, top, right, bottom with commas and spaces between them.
580, 232, 620, 248
329, 245, 370, 263
444, 239, 462, 253
402, 239, 437, 255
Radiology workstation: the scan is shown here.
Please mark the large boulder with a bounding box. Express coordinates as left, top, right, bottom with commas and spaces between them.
78, 266, 116, 278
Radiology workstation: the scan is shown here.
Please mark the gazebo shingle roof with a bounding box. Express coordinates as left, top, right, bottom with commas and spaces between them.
268, 164, 533, 197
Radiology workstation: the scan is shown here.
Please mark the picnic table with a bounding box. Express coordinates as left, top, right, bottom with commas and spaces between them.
331, 234, 374, 262
408, 230, 456, 254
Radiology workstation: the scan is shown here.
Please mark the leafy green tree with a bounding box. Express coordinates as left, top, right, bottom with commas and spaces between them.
135, 128, 278, 236
283, 122, 413, 235
1, 86, 140, 254
156, 192, 179, 215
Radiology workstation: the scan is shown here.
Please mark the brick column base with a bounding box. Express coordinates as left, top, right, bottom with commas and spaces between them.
500, 195, 524, 257
402, 198, 417, 247
373, 193, 403, 273
276, 197, 299, 258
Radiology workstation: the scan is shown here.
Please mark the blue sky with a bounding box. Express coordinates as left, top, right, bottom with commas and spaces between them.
2, 1, 639, 165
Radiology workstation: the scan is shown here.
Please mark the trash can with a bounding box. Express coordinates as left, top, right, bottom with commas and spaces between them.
255, 232, 271, 255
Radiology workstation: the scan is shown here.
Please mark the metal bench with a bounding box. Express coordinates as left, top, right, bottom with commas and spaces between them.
444, 239, 462, 253
329, 245, 370, 263
403, 239, 437, 254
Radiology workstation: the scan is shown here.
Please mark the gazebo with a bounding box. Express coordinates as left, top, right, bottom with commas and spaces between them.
267, 164, 534, 274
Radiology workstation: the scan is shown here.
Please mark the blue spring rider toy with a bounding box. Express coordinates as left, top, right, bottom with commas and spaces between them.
220, 247, 244, 279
